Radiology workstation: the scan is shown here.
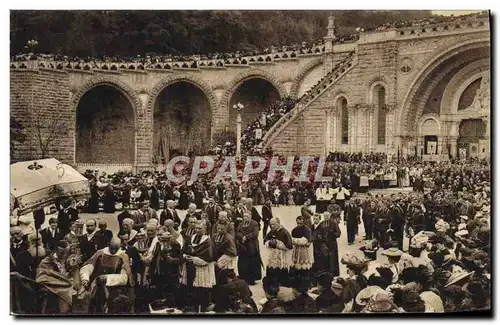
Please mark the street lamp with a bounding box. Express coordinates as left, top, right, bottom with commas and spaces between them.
233, 102, 244, 159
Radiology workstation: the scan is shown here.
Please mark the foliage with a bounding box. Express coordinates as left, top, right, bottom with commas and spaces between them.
10, 10, 432, 57
32, 116, 69, 159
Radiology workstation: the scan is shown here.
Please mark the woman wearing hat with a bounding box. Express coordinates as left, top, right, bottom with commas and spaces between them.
339, 254, 368, 305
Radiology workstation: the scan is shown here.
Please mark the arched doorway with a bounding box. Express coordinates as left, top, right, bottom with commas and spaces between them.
399, 40, 490, 158
153, 81, 211, 163
420, 118, 440, 155
75, 85, 136, 164
458, 119, 486, 158
228, 78, 280, 135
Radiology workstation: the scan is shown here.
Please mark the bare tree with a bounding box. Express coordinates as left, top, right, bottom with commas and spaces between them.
31, 115, 69, 159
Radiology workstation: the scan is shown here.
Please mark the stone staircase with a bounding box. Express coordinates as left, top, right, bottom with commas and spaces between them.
259, 50, 358, 150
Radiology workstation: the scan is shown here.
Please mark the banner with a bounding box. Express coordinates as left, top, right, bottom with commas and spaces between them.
459, 148, 467, 161
427, 141, 437, 155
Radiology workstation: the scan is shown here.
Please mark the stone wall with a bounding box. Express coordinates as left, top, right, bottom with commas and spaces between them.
11, 69, 72, 162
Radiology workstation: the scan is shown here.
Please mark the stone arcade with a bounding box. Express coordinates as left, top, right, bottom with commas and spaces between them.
10, 15, 490, 172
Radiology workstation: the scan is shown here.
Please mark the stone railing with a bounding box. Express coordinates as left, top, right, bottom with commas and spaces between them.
74, 163, 135, 174
10, 45, 326, 72
260, 50, 358, 149
395, 16, 489, 38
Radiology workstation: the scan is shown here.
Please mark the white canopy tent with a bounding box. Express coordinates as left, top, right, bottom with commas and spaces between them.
11, 158, 90, 215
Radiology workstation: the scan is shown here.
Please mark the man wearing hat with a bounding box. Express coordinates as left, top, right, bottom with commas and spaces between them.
235, 211, 262, 286
313, 208, 341, 277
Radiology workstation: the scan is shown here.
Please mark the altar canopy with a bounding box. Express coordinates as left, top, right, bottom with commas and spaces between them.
11, 158, 90, 215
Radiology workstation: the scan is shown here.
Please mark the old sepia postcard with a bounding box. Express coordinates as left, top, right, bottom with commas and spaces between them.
9, 9, 491, 316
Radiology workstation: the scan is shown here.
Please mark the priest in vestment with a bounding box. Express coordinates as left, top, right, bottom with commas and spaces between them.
290, 216, 314, 285
213, 219, 238, 273
180, 220, 216, 312
264, 218, 293, 287
80, 237, 134, 313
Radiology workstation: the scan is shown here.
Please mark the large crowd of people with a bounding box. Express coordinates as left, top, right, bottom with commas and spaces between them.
10, 151, 491, 314
365, 10, 488, 32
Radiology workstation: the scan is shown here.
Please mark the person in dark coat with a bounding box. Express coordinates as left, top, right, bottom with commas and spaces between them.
213, 269, 257, 313
286, 277, 318, 313
148, 231, 182, 307
359, 199, 370, 236
264, 218, 293, 287
260, 277, 284, 314
261, 199, 273, 240
313, 208, 341, 277
315, 272, 344, 312
178, 186, 189, 210
79, 219, 100, 263
339, 254, 368, 305
33, 208, 45, 230
149, 183, 160, 211
102, 185, 116, 214
10, 226, 30, 275
122, 183, 132, 208
117, 208, 133, 234
160, 200, 181, 229
87, 180, 100, 213
301, 199, 314, 228
290, 216, 313, 286
57, 200, 79, 237
181, 203, 202, 230
389, 199, 406, 251
40, 217, 62, 253
205, 198, 222, 226
216, 182, 225, 204
344, 198, 361, 245
235, 211, 262, 285
245, 198, 262, 226
95, 220, 113, 250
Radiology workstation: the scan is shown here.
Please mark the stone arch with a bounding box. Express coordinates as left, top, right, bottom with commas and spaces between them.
149, 74, 216, 158
289, 58, 324, 99
418, 114, 442, 136
70, 76, 142, 115
441, 59, 489, 115
71, 76, 141, 165
219, 69, 287, 111
147, 74, 218, 115
398, 38, 490, 136
366, 75, 390, 106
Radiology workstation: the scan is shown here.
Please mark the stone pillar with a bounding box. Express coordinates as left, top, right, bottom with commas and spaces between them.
449, 136, 458, 158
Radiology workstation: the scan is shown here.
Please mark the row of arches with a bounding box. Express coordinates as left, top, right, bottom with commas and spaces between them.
75, 76, 282, 164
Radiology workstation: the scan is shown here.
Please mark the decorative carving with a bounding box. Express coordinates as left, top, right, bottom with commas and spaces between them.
399, 40, 439, 54
399, 57, 413, 74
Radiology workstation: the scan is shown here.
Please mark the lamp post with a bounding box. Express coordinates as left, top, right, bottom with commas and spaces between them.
233, 102, 244, 159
